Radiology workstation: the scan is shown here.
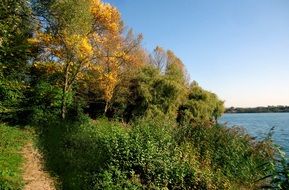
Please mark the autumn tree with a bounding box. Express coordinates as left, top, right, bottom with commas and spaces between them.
31, 0, 93, 118
24, 0, 224, 124
89, 30, 143, 115
31, 0, 134, 118
105, 35, 148, 118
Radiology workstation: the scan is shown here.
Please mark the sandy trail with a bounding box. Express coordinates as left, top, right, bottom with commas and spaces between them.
22, 142, 56, 190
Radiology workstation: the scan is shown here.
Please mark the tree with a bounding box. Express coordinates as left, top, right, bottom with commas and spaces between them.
149, 47, 189, 84
177, 84, 224, 125
32, 0, 95, 118
165, 50, 189, 84
0, 0, 33, 73
93, 30, 143, 114
0, 0, 34, 120
150, 46, 167, 72
32, 0, 127, 118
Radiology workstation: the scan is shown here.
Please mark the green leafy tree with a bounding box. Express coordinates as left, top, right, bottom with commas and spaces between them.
0, 0, 34, 120
177, 83, 225, 125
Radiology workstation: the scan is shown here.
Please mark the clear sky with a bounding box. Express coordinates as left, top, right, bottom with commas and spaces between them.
104, 0, 289, 107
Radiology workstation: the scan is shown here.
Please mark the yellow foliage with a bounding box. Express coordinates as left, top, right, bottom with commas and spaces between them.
90, 0, 121, 33
98, 70, 118, 101
33, 0, 141, 105
33, 62, 62, 74
81, 38, 93, 54
38, 33, 54, 45
27, 37, 40, 45
35, 31, 93, 62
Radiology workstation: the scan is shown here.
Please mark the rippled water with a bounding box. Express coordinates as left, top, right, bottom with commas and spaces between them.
219, 113, 289, 155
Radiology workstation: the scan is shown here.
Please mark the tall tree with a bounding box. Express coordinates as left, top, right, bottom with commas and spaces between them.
124, 50, 189, 121
0, 0, 34, 119
165, 50, 188, 84
32, 0, 127, 118
92, 29, 143, 114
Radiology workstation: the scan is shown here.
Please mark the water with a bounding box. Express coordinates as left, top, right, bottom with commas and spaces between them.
219, 113, 289, 155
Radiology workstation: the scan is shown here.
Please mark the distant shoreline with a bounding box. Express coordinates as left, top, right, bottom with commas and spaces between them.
225, 111, 289, 114
225, 106, 289, 113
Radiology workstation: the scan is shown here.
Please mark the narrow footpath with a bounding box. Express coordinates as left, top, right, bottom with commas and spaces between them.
22, 142, 56, 190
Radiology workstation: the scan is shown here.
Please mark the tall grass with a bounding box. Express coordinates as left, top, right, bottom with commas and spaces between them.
37, 118, 275, 189
175, 123, 275, 188
0, 124, 31, 190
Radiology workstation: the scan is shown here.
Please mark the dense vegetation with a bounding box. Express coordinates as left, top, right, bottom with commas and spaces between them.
38, 119, 276, 189
226, 106, 289, 113
1, 0, 289, 189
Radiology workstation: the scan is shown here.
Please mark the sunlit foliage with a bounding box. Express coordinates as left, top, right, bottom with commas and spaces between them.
1, 1, 285, 189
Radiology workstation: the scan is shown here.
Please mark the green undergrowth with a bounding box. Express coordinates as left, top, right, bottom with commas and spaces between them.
38, 118, 275, 190
0, 124, 32, 190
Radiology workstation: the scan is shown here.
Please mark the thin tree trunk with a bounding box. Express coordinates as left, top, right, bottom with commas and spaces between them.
61, 90, 67, 119
61, 63, 70, 119
104, 101, 109, 115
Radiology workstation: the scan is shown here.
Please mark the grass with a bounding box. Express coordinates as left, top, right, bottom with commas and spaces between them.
0, 124, 31, 190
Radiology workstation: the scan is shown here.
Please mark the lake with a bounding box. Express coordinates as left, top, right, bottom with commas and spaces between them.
219, 113, 289, 155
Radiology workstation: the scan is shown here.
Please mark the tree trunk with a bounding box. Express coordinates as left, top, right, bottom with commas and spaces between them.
104, 101, 109, 116
61, 64, 70, 119
61, 91, 67, 119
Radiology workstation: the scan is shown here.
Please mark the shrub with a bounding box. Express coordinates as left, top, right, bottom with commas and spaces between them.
38, 119, 195, 189
38, 118, 276, 189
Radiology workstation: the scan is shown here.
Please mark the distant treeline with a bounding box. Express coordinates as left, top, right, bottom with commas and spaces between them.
226, 106, 289, 113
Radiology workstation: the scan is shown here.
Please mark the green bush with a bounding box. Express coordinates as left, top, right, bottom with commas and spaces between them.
96, 120, 194, 189
39, 119, 196, 189
38, 118, 276, 190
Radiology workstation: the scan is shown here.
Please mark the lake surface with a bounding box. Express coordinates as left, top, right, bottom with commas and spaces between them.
219, 113, 289, 155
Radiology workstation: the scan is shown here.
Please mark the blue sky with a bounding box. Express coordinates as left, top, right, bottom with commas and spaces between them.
104, 0, 289, 107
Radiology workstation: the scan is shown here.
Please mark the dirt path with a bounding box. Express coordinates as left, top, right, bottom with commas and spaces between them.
22, 142, 56, 190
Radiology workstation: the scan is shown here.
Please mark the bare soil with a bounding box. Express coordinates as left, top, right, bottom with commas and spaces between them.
22, 142, 57, 190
